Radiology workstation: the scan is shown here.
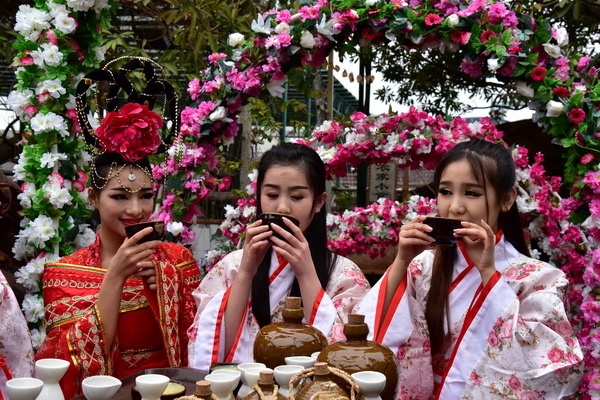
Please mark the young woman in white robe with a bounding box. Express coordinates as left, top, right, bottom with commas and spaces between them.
188, 143, 370, 370
357, 140, 583, 399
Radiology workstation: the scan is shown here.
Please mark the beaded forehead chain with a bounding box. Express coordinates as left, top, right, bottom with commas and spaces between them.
75, 57, 181, 192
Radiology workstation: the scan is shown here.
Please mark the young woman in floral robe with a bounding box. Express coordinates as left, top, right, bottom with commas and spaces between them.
0, 271, 34, 399
357, 140, 582, 399
188, 143, 370, 370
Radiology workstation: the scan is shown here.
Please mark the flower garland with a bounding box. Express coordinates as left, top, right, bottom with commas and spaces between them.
8, 0, 113, 347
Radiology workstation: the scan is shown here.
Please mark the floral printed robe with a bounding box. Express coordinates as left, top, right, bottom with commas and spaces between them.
356, 236, 583, 400
0, 272, 34, 399
188, 250, 370, 370
36, 236, 201, 399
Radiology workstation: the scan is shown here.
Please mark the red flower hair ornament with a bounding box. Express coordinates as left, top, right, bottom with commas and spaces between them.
95, 103, 163, 162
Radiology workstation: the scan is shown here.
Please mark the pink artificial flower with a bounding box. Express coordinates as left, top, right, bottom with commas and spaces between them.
487, 2, 508, 25
276, 10, 291, 23
577, 56, 591, 69
530, 66, 546, 81
460, 58, 483, 77
37, 92, 51, 104
45, 30, 59, 45
424, 14, 442, 26
218, 176, 232, 191
568, 108, 586, 124
20, 54, 34, 66
208, 53, 227, 65
581, 153, 594, 165
480, 30, 497, 43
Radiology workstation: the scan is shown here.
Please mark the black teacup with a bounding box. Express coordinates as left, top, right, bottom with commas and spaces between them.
260, 213, 300, 240
125, 221, 165, 243
423, 217, 463, 246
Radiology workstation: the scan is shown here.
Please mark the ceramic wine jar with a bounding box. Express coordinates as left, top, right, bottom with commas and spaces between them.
254, 297, 327, 369
317, 314, 398, 400
293, 363, 349, 400
241, 371, 286, 400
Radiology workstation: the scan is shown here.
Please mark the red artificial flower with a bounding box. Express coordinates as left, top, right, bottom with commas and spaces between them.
568, 108, 586, 125
95, 103, 163, 162
424, 14, 442, 26
480, 30, 497, 43
553, 87, 569, 98
450, 31, 471, 45
530, 66, 546, 81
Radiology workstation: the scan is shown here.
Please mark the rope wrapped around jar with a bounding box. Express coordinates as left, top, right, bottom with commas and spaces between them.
288, 366, 360, 400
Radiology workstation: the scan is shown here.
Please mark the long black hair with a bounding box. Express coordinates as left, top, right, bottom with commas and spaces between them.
425, 139, 529, 356
251, 143, 337, 327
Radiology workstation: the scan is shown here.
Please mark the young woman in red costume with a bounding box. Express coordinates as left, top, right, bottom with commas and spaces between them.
35, 59, 200, 399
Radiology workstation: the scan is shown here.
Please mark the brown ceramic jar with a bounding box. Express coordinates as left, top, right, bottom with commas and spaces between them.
317, 314, 398, 400
253, 297, 327, 369
242, 371, 287, 400
293, 363, 349, 400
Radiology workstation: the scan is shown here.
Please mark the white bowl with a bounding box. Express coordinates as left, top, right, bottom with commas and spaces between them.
5, 377, 44, 400
284, 356, 315, 368
82, 375, 122, 400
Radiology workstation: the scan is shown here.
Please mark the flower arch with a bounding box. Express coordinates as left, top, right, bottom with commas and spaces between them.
159, 0, 599, 396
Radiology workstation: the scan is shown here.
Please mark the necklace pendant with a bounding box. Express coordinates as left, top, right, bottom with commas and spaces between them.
128, 173, 137, 181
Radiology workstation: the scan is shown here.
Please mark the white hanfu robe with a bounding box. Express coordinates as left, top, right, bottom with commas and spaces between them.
0, 272, 34, 398
356, 236, 583, 400
188, 250, 370, 370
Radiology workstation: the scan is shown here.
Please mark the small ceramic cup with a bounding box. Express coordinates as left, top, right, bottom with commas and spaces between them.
204, 372, 240, 400
236, 363, 266, 399
350, 371, 386, 400
284, 356, 315, 369
5, 377, 44, 400
134, 374, 170, 400
274, 365, 303, 397
82, 375, 122, 400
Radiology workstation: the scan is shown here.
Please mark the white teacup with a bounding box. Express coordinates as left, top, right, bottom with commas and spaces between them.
135, 374, 170, 400
82, 375, 122, 400
351, 371, 386, 400
310, 352, 320, 360
284, 356, 315, 369
274, 364, 303, 397
205, 372, 240, 400
5, 377, 43, 400
236, 363, 266, 399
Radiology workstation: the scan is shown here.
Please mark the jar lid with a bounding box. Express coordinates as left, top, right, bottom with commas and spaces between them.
195, 380, 211, 396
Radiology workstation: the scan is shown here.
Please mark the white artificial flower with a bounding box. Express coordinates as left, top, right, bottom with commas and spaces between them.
300, 30, 316, 49
447, 14, 459, 28
266, 79, 286, 98
32, 43, 64, 68
39, 152, 66, 168
167, 221, 185, 236
242, 206, 256, 219
515, 81, 535, 98
251, 14, 272, 34
542, 43, 562, 59
487, 58, 501, 73
366, 0, 377, 5
54, 13, 77, 34
75, 226, 96, 249
554, 26, 569, 47
30, 328, 46, 350
12, 234, 36, 261
224, 204, 240, 219
275, 22, 290, 34
14, 5, 51, 39
317, 14, 338, 41
315, 146, 336, 164
12, 158, 28, 182
47, 1, 68, 18
228, 32, 244, 47
7, 89, 33, 117
95, 45, 107, 63
545, 100, 564, 118
36, 78, 67, 98
27, 215, 56, 247
66, 0, 95, 12
209, 106, 227, 122
94, 0, 111, 12
43, 182, 73, 208
22, 293, 45, 323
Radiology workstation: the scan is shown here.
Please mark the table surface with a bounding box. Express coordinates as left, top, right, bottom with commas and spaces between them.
74, 367, 207, 400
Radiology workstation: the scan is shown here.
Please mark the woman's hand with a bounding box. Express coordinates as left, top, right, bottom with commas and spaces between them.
395, 215, 435, 270
106, 227, 161, 284
454, 219, 496, 285
238, 220, 273, 279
